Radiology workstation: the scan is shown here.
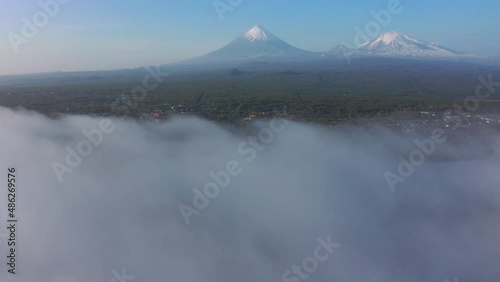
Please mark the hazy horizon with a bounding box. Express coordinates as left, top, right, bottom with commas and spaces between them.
1, 0, 500, 75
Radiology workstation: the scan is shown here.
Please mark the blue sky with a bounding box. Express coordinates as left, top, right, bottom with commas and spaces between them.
1, 0, 499, 75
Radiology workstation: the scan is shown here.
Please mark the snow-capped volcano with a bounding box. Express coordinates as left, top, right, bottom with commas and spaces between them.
358, 31, 466, 58
181, 25, 315, 65
177, 27, 488, 66
243, 25, 280, 42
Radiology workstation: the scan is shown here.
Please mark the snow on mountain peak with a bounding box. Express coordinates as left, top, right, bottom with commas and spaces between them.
243, 25, 278, 42
360, 31, 412, 47
378, 31, 405, 43
183, 25, 314, 64
358, 31, 464, 57
183, 26, 479, 65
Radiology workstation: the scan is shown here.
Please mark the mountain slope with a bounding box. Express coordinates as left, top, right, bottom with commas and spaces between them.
176, 28, 491, 67
327, 44, 363, 59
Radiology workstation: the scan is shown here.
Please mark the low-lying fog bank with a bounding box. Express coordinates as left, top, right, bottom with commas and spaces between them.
0, 107, 499, 282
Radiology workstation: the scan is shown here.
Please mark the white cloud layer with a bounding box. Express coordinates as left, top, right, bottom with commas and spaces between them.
0, 107, 499, 282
